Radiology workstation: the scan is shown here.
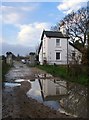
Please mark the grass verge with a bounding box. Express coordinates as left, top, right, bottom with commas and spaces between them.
36, 65, 89, 86
2, 61, 11, 82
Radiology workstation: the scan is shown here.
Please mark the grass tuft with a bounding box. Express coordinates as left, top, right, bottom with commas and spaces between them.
36, 65, 89, 86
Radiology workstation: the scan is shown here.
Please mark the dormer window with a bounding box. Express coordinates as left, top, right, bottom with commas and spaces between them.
56, 39, 60, 46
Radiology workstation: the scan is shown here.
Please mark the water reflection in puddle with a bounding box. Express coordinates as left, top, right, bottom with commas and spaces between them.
4, 79, 30, 88
4, 82, 21, 87
27, 78, 88, 118
27, 80, 43, 101
15, 79, 25, 82
15, 79, 30, 83
27, 79, 60, 110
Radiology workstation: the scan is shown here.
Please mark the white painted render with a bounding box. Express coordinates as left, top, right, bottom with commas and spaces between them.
40, 79, 67, 97
68, 44, 82, 64
39, 33, 82, 65
39, 46, 43, 65
60, 25, 67, 35
39, 35, 68, 65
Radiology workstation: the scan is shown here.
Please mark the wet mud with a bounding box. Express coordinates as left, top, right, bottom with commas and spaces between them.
2, 61, 71, 119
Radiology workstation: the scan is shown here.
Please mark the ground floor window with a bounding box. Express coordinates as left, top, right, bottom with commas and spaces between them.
56, 52, 61, 60
72, 52, 75, 59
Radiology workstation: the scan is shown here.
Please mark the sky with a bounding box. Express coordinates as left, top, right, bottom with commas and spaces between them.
1, 0, 88, 56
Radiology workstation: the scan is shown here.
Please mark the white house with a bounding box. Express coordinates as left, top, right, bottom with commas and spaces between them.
38, 30, 81, 65
39, 79, 67, 100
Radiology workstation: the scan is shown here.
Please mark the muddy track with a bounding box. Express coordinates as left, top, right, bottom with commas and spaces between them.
2, 61, 71, 119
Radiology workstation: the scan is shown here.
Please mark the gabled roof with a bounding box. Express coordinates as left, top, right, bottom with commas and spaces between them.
41, 30, 69, 40
38, 30, 70, 54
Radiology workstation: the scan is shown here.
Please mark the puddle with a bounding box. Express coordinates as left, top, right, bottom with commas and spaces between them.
15, 79, 30, 83
35, 74, 53, 78
27, 79, 60, 110
20, 65, 23, 68
4, 82, 21, 87
27, 78, 88, 118
15, 79, 25, 82
12, 69, 20, 72
27, 79, 43, 102
15, 66, 20, 69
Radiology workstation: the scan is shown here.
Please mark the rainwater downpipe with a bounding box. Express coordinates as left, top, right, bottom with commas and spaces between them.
42, 40, 43, 65
67, 38, 69, 73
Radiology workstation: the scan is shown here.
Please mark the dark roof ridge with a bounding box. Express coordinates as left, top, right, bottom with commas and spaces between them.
41, 30, 69, 40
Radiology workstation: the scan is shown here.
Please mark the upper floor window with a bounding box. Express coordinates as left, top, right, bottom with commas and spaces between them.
56, 39, 60, 46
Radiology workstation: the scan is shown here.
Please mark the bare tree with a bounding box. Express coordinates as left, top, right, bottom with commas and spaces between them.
61, 8, 88, 48
50, 25, 59, 31
58, 7, 89, 64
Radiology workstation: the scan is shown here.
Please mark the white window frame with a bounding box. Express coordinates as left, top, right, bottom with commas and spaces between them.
56, 52, 61, 60
56, 39, 61, 47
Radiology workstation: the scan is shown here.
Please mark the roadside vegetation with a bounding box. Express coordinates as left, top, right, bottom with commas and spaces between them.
2, 61, 11, 82
37, 65, 89, 86
0, 60, 2, 83
37, 5, 89, 87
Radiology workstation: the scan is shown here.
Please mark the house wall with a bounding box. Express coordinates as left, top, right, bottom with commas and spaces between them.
68, 44, 82, 64
39, 34, 82, 65
40, 79, 67, 97
39, 46, 43, 65
60, 25, 67, 35
40, 79, 56, 97
43, 35, 48, 61
39, 35, 48, 65
45, 37, 68, 65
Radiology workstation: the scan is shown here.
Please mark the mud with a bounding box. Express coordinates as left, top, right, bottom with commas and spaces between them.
2, 61, 71, 119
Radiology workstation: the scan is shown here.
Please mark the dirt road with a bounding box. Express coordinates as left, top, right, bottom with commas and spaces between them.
2, 61, 72, 119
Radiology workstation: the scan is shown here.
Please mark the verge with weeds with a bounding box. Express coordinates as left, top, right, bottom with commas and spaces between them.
36, 65, 89, 86
2, 61, 11, 82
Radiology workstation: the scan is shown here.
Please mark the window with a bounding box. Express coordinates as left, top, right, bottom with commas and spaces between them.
72, 52, 75, 57
72, 52, 75, 59
56, 39, 60, 46
56, 52, 60, 60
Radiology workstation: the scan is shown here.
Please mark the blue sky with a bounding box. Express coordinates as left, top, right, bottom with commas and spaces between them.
1, 0, 88, 56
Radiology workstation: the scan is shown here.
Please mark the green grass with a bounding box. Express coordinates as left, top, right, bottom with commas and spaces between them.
0, 60, 2, 82
36, 65, 89, 86
37, 65, 67, 79
2, 61, 11, 82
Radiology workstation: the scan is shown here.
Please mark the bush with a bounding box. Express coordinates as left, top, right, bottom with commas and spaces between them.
2, 61, 11, 82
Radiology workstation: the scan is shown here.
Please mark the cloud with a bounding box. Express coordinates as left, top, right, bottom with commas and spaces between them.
2, 0, 62, 2
17, 22, 51, 46
57, 0, 88, 14
2, 42, 34, 56
1, 4, 39, 25
2, 0, 31, 1
2, 6, 23, 25
3, 13, 22, 24
2, 4, 38, 12
20, 6, 36, 11
1, 22, 51, 56
0, 37, 4, 44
